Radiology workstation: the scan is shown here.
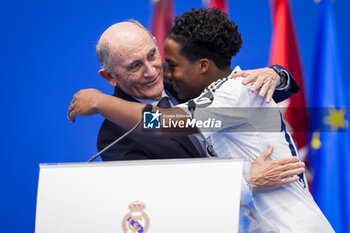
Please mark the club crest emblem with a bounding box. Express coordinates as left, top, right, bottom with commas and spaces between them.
122, 201, 150, 233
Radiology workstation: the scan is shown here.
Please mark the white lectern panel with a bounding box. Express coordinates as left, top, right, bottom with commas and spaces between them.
36, 159, 242, 233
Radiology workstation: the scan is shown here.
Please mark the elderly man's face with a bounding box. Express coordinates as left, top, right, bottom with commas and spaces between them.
103, 26, 164, 100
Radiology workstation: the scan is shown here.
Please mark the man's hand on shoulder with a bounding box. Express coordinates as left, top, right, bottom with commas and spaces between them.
68, 88, 104, 123
231, 67, 285, 103
250, 145, 305, 191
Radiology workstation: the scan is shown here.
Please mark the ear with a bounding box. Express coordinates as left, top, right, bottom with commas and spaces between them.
99, 69, 118, 87
198, 59, 210, 74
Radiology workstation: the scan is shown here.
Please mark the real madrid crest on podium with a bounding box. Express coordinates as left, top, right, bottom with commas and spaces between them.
122, 201, 150, 233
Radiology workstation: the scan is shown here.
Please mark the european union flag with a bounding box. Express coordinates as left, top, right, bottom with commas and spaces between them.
309, 1, 350, 232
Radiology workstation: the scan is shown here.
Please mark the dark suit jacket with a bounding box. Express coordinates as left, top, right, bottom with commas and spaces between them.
98, 72, 300, 161
97, 81, 202, 161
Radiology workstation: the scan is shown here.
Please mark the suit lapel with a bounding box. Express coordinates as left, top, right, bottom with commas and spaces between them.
113, 86, 138, 102
113, 86, 202, 158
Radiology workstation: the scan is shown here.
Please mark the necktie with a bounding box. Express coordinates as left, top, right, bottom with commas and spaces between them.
157, 96, 206, 157
157, 97, 172, 108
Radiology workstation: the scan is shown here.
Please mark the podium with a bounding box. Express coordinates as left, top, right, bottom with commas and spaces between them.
35, 159, 243, 233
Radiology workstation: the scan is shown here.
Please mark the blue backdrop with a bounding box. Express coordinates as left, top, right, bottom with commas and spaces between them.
1, 0, 349, 232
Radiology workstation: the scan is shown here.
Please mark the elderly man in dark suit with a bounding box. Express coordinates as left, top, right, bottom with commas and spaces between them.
94, 21, 205, 161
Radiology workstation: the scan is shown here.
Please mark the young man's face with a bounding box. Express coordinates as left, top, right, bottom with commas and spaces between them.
164, 38, 207, 101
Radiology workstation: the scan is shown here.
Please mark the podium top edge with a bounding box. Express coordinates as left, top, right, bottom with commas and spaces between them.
39, 158, 244, 169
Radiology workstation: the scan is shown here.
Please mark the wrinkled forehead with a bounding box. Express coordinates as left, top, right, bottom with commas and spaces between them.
110, 36, 157, 63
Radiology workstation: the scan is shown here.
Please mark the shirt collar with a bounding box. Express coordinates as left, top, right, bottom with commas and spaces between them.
134, 90, 177, 106
231, 66, 242, 75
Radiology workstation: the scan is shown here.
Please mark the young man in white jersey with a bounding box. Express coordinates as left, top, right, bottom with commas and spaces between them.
68, 8, 334, 232
162, 9, 333, 232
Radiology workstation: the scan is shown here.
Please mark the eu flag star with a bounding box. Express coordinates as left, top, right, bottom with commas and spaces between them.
323, 107, 348, 131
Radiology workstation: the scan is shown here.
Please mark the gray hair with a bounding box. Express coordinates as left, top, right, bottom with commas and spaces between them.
96, 40, 113, 73
95, 20, 158, 74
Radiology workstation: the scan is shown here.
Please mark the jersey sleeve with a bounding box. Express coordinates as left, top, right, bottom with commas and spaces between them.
177, 77, 281, 136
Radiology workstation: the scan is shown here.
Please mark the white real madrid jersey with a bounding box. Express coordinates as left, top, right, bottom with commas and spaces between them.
178, 66, 334, 233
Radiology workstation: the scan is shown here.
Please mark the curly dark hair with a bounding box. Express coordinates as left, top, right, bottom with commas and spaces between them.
167, 8, 242, 69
